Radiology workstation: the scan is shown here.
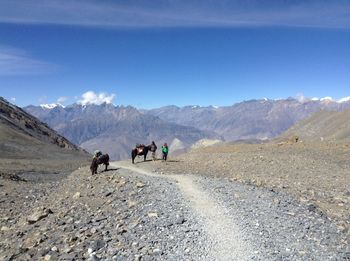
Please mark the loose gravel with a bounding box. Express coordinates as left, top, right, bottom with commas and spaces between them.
1, 160, 349, 260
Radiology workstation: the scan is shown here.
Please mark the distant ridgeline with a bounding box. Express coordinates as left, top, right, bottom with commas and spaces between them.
24, 97, 350, 160
24, 103, 221, 160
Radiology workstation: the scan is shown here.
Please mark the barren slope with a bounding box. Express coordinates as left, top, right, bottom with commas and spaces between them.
281, 109, 350, 142
0, 97, 89, 174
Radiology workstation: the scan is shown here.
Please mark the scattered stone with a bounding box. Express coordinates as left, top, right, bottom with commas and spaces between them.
147, 212, 158, 218
136, 182, 146, 188
104, 191, 113, 197
73, 192, 81, 199
307, 204, 317, 212
90, 240, 105, 252
175, 217, 186, 224
128, 200, 137, 208
27, 207, 53, 224
1, 226, 10, 232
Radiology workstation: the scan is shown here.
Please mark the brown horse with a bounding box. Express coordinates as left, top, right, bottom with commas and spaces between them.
90, 154, 109, 175
131, 144, 150, 164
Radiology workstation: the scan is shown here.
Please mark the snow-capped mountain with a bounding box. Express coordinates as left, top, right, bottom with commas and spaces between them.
146, 97, 350, 141
40, 103, 65, 109
24, 103, 221, 160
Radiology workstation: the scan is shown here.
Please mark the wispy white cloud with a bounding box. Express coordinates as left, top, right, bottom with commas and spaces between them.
78, 91, 116, 105
0, 0, 349, 28
57, 96, 69, 104
0, 46, 56, 75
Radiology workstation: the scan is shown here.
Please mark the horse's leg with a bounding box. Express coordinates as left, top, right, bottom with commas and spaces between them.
132, 151, 135, 164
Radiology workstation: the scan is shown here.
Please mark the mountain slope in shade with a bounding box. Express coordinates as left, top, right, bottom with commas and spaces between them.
280, 109, 350, 143
0, 97, 89, 172
146, 98, 350, 141
0, 97, 82, 152
25, 103, 221, 160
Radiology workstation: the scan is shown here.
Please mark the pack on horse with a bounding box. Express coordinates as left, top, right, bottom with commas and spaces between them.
131, 144, 150, 164
90, 151, 109, 175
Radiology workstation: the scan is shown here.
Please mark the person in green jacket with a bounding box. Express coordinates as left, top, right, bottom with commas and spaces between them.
162, 143, 169, 161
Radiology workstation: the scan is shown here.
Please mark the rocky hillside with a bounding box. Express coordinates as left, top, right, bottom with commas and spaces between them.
0, 97, 89, 174
146, 98, 350, 141
0, 97, 80, 151
281, 109, 350, 143
25, 103, 221, 160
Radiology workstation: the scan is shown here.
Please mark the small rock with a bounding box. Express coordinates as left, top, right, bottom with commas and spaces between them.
104, 191, 113, 197
148, 212, 158, 218
91, 227, 98, 234
27, 207, 53, 224
1, 226, 10, 231
90, 240, 106, 251
87, 256, 100, 261
175, 217, 186, 224
51, 246, 58, 252
128, 201, 137, 208
136, 182, 146, 188
73, 192, 81, 199
307, 204, 317, 212
153, 248, 162, 255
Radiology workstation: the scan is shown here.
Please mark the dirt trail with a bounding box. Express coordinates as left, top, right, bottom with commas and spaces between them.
112, 162, 253, 261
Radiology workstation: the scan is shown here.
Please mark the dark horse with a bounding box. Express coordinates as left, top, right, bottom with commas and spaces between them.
131, 144, 150, 164
90, 154, 109, 175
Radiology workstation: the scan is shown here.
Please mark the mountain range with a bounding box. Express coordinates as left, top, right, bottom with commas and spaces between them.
24, 97, 350, 160
146, 98, 350, 141
25, 103, 220, 160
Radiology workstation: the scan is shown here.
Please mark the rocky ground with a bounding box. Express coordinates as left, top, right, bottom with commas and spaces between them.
145, 142, 350, 234
1, 142, 350, 260
0, 166, 209, 260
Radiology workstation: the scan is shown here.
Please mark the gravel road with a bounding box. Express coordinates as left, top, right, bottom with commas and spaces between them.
115, 162, 350, 260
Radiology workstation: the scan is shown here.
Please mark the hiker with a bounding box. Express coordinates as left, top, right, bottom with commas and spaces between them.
150, 141, 157, 161
162, 143, 169, 161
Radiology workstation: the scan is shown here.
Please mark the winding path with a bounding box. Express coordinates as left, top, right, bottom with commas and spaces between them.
112, 162, 254, 261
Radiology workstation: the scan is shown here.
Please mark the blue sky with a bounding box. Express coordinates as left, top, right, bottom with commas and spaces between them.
0, 0, 349, 108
